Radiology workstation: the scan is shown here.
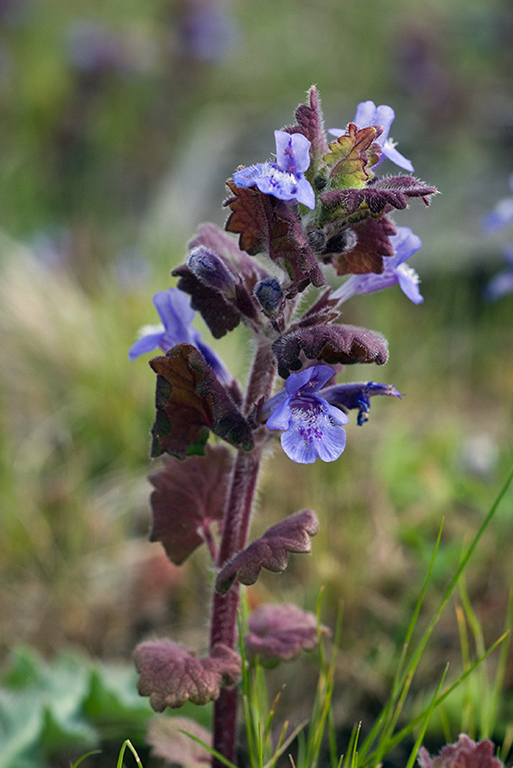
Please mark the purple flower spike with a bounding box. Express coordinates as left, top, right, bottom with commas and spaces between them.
332, 226, 423, 305
265, 365, 348, 464
322, 381, 402, 426
329, 100, 413, 172
129, 287, 230, 384
233, 130, 315, 210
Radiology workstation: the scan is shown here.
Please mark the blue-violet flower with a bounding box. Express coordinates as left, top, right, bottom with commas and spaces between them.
129, 287, 231, 384
265, 366, 348, 464
482, 174, 513, 232
484, 243, 513, 300
321, 381, 402, 426
329, 100, 413, 172
331, 226, 423, 305
233, 130, 315, 210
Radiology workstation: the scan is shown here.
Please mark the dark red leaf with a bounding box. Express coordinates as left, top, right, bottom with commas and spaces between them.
149, 445, 232, 565
245, 603, 330, 666
134, 639, 241, 711
283, 85, 329, 169
215, 509, 319, 594
272, 324, 389, 378
150, 344, 254, 459
333, 216, 397, 275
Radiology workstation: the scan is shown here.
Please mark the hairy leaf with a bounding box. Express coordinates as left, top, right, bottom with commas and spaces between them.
149, 445, 232, 565
215, 509, 319, 594
284, 85, 329, 172
323, 124, 381, 188
320, 176, 437, 217
272, 324, 388, 378
333, 216, 397, 275
245, 603, 330, 667
147, 716, 212, 767
134, 639, 241, 712
225, 182, 324, 293
224, 179, 273, 256
172, 264, 242, 339
150, 344, 254, 459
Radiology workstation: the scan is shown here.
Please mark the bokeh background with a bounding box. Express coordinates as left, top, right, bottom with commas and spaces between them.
1, 0, 513, 765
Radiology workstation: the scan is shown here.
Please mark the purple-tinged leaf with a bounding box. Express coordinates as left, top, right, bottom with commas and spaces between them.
215, 509, 319, 594
284, 85, 329, 171
370, 175, 438, 205
418, 735, 503, 768
272, 324, 388, 379
147, 716, 212, 767
149, 445, 232, 565
269, 201, 325, 293
172, 264, 243, 339
150, 344, 254, 459
333, 216, 397, 276
134, 639, 241, 711
245, 603, 330, 666
224, 181, 324, 294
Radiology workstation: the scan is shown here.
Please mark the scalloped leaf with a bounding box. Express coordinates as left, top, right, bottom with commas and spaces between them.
320, 176, 437, 218
225, 182, 324, 294
333, 216, 397, 275
172, 264, 242, 339
272, 324, 388, 379
149, 446, 232, 565
215, 509, 319, 594
133, 640, 241, 712
224, 179, 273, 256
245, 603, 330, 667
323, 124, 381, 189
147, 716, 212, 767
149, 344, 254, 459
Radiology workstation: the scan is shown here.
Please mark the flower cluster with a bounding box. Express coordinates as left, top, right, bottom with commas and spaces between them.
130, 88, 437, 764
132, 87, 435, 465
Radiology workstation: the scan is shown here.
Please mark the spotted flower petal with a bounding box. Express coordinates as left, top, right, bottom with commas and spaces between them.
266, 366, 348, 464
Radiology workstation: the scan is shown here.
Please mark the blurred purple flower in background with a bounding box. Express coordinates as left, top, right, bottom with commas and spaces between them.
332, 226, 423, 304
176, 0, 238, 61
482, 174, 513, 232
233, 130, 315, 209
329, 100, 414, 172
265, 366, 348, 464
484, 244, 513, 301
129, 287, 231, 384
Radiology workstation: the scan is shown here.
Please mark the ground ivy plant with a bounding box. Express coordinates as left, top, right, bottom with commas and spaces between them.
130, 86, 438, 765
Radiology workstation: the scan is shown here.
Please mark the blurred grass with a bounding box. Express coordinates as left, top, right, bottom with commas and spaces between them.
0, 0, 512, 754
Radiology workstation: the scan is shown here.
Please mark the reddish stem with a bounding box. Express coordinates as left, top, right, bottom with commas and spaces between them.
209, 339, 277, 766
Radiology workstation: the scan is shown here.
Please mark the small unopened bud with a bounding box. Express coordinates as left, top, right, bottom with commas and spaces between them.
187, 246, 234, 292
254, 277, 283, 317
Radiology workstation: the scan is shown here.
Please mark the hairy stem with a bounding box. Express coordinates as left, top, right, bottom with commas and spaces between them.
209, 339, 277, 765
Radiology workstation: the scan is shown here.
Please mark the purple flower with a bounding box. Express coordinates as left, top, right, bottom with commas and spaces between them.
233, 130, 315, 210
321, 381, 402, 426
331, 226, 423, 304
265, 366, 348, 464
329, 100, 414, 172
129, 287, 230, 383
482, 174, 513, 232
484, 243, 513, 300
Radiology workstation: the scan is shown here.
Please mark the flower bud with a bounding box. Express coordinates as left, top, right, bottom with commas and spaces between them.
187, 246, 235, 292
254, 277, 283, 317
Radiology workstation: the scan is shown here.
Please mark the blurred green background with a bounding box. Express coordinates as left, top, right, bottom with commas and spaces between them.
1, 0, 513, 763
